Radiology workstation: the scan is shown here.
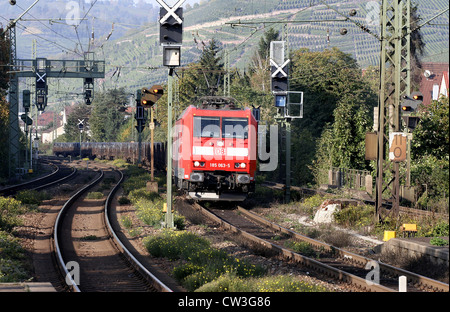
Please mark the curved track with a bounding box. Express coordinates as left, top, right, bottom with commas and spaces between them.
53, 168, 172, 292
0, 160, 76, 196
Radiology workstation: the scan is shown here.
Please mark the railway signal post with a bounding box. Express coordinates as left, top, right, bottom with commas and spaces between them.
157, 0, 185, 229
271, 40, 303, 204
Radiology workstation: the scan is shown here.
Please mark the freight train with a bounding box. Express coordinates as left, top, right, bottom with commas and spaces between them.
53, 142, 166, 169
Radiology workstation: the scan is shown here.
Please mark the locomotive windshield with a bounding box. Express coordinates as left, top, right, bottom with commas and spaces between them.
194, 116, 221, 138
222, 118, 249, 139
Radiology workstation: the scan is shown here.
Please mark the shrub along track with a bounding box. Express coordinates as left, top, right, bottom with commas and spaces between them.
189, 202, 448, 292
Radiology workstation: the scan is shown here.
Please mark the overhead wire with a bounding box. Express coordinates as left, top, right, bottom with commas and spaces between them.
0, 15, 82, 58
14, 2, 81, 49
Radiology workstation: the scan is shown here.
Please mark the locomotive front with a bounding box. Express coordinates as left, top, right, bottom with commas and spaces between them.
174, 101, 257, 201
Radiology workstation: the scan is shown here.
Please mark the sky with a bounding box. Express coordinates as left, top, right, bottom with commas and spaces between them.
139, 0, 200, 5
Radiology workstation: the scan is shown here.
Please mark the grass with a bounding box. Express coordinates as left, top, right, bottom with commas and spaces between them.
144, 230, 266, 291
15, 190, 50, 207
0, 231, 30, 282
143, 229, 331, 292
0, 197, 32, 282
85, 192, 104, 199
196, 273, 329, 292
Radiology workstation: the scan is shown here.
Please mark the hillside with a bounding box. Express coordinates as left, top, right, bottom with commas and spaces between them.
3, 0, 448, 105
97, 0, 448, 91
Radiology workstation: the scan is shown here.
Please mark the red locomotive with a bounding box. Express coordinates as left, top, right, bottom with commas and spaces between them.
173, 97, 258, 201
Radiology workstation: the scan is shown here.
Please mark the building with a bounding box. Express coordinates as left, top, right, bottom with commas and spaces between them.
419, 63, 449, 106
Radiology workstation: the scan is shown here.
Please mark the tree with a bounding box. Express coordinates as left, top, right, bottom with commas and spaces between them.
61, 104, 92, 143
289, 47, 377, 186
0, 28, 10, 96
89, 88, 129, 142
409, 4, 426, 90
412, 96, 449, 160
249, 28, 280, 93
198, 38, 223, 96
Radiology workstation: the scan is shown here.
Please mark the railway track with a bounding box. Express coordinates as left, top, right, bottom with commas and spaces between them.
0, 160, 77, 196
53, 167, 172, 292
192, 203, 448, 292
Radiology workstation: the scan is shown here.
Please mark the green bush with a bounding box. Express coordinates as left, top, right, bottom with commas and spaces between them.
298, 194, 327, 215
135, 198, 165, 228
0, 231, 29, 282
0, 197, 25, 232
118, 196, 130, 205
430, 221, 449, 237
144, 230, 210, 260
128, 188, 160, 204
430, 237, 449, 246
334, 204, 374, 229
285, 240, 317, 258
15, 190, 50, 206
121, 215, 133, 229
86, 192, 104, 199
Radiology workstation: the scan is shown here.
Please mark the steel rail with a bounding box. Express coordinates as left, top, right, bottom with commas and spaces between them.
237, 206, 449, 292
32, 167, 77, 191
0, 161, 60, 195
193, 203, 395, 292
104, 170, 173, 292
54, 168, 173, 292
53, 170, 104, 292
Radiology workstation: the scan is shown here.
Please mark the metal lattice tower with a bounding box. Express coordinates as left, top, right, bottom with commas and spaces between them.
375, 0, 411, 220
8, 23, 20, 178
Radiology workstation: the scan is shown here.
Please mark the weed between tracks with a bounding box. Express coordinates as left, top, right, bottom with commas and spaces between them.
143, 230, 327, 292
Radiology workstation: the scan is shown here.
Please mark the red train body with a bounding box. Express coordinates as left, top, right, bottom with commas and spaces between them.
173, 98, 258, 201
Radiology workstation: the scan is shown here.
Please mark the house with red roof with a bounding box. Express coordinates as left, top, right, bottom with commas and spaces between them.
419, 63, 449, 106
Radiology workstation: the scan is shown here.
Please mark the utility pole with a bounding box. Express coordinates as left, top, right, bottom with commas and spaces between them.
375, 0, 412, 221
157, 0, 185, 229
150, 107, 155, 181
8, 22, 20, 178
166, 69, 175, 228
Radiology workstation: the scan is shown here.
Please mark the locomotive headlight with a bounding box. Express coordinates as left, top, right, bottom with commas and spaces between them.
235, 162, 247, 169
194, 161, 200, 167
240, 163, 246, 169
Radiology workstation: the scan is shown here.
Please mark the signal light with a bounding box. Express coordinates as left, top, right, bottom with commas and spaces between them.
402, 105, 412, 112
141, 85, 164, 107
401, 91, 423, 130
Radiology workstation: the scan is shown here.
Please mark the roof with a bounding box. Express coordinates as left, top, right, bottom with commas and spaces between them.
419, 62, 449, 106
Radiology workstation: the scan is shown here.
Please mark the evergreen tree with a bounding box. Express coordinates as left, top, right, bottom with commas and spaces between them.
89, 88, 128, 142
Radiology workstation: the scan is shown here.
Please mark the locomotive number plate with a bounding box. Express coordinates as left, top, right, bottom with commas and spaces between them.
210, 163, 231, 169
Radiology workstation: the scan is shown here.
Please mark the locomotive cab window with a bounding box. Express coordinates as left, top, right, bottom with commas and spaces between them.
222, 118, 249, 139
194, 116, 220, 138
